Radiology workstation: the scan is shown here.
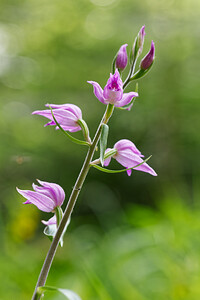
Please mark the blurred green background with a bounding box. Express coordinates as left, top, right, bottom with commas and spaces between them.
0, 0, 200, 299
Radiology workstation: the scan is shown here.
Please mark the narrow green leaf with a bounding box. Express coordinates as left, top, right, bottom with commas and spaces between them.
100, 124, 109, 166
58, 289, 82, 300
37, 286, 82, 300
49, 106, 90, 146
91, 156, 152, 174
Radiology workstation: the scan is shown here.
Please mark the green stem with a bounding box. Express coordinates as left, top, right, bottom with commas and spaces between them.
32, 104, 114, 300
123, 57, 137, 89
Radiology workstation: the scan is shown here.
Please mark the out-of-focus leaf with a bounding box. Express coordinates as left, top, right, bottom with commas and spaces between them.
37, 286, 82, 300
100, 124, 109, 166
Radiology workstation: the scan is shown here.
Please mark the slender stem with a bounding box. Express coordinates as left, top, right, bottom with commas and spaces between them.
123, 57, 137, 89
32, 104, 114, 300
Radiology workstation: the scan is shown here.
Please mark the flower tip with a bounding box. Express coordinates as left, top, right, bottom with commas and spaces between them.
152, 170, 158, 176
36, 179, 43, 185
141, 25, 146, 34
151, 40, 155, 50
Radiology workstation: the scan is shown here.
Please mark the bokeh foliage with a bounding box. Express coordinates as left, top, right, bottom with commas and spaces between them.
0, 0, 200, 299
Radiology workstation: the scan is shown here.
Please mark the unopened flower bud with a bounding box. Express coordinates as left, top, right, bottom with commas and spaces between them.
132, 25, 146, 60
115, 44, 128, 71
140, 41, 155, 70
137, 25, 146, 55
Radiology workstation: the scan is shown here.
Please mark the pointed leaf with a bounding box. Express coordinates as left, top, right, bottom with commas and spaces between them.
58, 289, 82, 300
49, 106, 90, 146
100, 124, 109, 166
91, 156, 152, 174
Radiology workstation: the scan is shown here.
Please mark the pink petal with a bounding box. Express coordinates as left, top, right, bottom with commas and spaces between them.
37, 179, 65, 207
87, 81, 107, 104
114, 92, 138, 107
17, 188, 55, 212
46, 104, 82, 119
114, 139, 144, 157
42, 215, 57, 225
55, 125, 81, 132
104, 148, 112, 166
104, 156, 111, 167
33, 109, 81, 131
126, 169, 132, 176
115, 150, 157, 176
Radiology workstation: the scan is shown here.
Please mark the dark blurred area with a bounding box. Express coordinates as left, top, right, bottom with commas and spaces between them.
0, 0, 200, 299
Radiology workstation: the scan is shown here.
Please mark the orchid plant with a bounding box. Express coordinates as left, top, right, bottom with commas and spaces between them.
17, 25, 156, 300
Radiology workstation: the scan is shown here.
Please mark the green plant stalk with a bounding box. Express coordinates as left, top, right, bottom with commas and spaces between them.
32, 104, 114, 300
123, 56, 137, 89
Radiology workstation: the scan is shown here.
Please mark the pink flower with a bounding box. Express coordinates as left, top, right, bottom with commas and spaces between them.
104, 139, 157, 176
88, 69, 138, 107
16, 179, 65, 212
140, 41, 155, 70
32, 103, 82, 132
115, 44, 128, 71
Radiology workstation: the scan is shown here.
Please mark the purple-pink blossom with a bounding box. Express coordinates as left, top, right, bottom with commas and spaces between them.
140, 41, 155, 70
116, 44, 128, 71
17, 179, 65, 212
32, 104, 82, 132
104, 139, 157, 176
88, 69, 138, 107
